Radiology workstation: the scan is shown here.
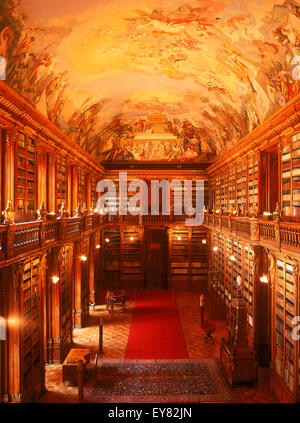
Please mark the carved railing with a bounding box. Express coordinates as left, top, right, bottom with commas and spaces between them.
204, 214, 300, 253
259, 222, 276, 244
0, 213, 100, 262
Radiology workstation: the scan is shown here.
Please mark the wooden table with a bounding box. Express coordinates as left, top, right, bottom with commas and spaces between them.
62, 348, 90, 385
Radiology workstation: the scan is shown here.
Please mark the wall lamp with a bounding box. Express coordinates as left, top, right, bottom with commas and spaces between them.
52, 275, 59, 284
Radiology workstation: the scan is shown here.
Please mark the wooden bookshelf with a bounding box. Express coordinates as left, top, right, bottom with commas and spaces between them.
56, 155, 67, 211
243, 245, 255, 343
121, 228, 141, 279
273, 258, 297, 397
21, 256, 42, 398
77, 168, 86, 206
282, 133, 300, 218
60, 244, 72, 352
248, 155, 259, 216
15, 132, 37, 218
102, 228, 121, 288
190, 228, 208, 291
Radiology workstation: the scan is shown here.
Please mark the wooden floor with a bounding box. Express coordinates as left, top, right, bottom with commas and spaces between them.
40, 291, 277, 403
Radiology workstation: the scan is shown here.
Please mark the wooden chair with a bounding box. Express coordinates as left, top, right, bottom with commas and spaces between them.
106, 290, 126, 313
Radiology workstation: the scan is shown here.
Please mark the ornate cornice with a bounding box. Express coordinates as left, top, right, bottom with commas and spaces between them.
0, 81, 104, 175
208, 92, 300, 175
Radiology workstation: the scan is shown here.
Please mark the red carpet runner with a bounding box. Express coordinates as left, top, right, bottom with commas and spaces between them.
125, 290, 188, 359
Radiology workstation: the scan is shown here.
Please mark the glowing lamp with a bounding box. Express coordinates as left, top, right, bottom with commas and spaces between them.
80, 255, 87, 261
96, 244, 101, 249
177, 236, 182, 241
229, 255, 236, 262
260, 275, 269, 284
52, 275, 59, 284
105, 238, 110, 243
213, 246, 218, 252
202, 239, 207, 244
130, 237, 134, 241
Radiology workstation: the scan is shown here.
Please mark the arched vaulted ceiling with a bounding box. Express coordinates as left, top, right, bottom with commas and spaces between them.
1, 0, 300, 162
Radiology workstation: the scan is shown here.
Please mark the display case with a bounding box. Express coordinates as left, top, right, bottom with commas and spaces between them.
15, 132, 37, 218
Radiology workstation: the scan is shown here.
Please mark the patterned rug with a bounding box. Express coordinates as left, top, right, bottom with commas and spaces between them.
90, 359, 232, 403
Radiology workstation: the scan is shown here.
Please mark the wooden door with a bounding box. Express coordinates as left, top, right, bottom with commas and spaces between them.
144, 229, 168, 289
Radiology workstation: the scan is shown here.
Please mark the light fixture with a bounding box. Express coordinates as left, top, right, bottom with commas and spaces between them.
49, 212, 56, 215
213, 246, 218, 252
229, 255, 236, 262
260, 274, 269, 284
80, 255, 87, 261
105, 238, 110, 243
177, 236, 182, 241
51, 275, 59, 284
202, 239, 207, 244
263, 211, 272, 216
130, 237, 134, 241
94, 208, 98, 213
215, 209, 221, 214
96, 244, 101, 249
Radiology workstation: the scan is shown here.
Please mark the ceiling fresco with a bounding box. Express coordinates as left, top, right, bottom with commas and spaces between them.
1, 0, 300, 161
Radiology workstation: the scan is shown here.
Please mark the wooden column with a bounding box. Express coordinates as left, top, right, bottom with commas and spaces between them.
2, 129, 14, 210
37, 142, 47, 209
86, 173, 91, 210
7, 264, 22, 402
73, 241, 89, 328
89, 234, 95, 305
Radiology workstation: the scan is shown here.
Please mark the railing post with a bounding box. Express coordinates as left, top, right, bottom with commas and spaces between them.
77, 359, 84, 402
5, 224, 15, 259
99, 318, 104, 355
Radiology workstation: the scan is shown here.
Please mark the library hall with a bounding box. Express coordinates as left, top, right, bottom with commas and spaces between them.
0, 0, 300, 406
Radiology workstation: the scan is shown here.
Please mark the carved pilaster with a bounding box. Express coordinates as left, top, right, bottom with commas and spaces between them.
249, 219, 259, 242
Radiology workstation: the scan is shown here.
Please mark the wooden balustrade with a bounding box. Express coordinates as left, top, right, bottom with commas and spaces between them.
0, 214, 100, 262
204, 213, 300, 253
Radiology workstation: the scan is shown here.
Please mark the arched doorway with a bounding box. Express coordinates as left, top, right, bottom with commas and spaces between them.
144, 228, 168, 289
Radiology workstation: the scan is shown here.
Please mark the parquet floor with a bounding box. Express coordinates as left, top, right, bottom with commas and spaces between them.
40, 292, 277, 403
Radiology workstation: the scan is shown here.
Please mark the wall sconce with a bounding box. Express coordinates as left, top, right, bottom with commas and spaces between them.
51, 275, 59, 284
213, 246, 218, 252
7, 317, 19, 327
105, 238, 110, 243
177, 236, 182, 241
215, 209, 221, 215
80, 255, 87, 261
259, 274, 269, 284
229, 255, 236, 262
202, 239, 207, 244
130, 237, 134, 241
96, 244, 101, 249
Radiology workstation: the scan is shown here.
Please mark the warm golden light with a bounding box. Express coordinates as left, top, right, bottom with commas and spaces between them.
80, 255, 87, 261
52, 275, 59, 284
260, 275, 269, 284
130, 237, 134, 241
105, 238, 110, 243
49, 212, 56, 215
202, 239, 207, 244
215, 209, 221, 214
7, 317, 19, 327
230, 255, 236, 262
177, 236, 182, 241
96, 244, 101, 249
263, 211, 272, 216
213, 246, 218, 252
